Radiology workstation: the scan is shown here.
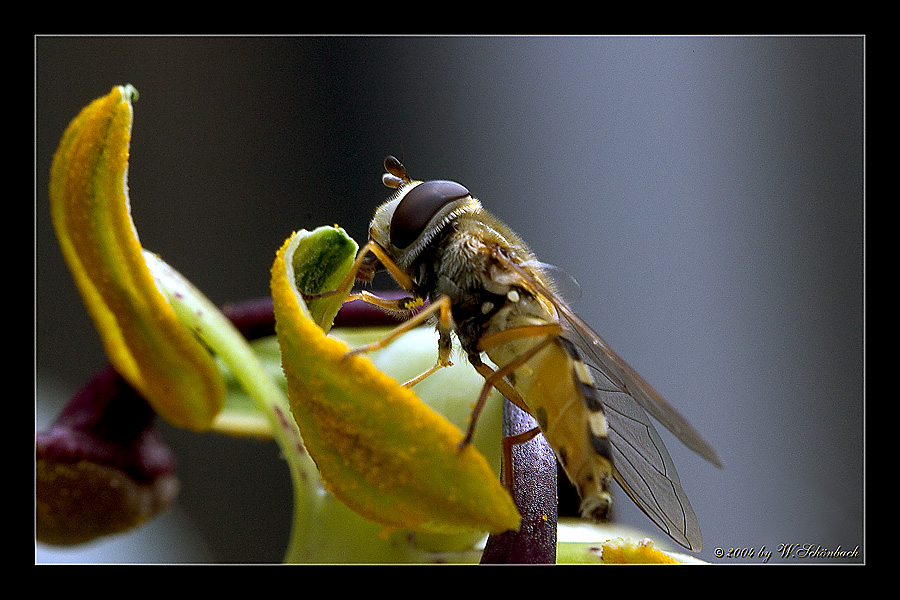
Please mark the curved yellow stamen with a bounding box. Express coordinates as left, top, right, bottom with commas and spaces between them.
271, 228, 520, 535
49, 85, 223, 431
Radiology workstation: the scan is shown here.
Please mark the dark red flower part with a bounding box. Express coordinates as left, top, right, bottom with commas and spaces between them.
36, 366, 179, 545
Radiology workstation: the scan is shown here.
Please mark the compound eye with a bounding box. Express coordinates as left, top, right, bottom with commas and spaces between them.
390, 180, 469, 249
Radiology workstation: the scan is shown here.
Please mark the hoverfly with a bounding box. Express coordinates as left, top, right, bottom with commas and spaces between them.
315, 156, 722, 551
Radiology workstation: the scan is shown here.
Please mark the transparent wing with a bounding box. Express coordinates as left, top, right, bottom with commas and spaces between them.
552, 303, 722, 467
498, 252, 720, 551
502, 253, 722, 466
561, 310, 706, 551
590, 364, 703, 551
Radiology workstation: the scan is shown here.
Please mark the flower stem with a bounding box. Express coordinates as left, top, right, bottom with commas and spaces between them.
480, 400, 558, 563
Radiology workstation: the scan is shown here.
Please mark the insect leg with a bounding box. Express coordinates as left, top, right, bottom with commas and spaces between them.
303, 239, 454, 386
303, 240, 418, 304
345, 290, 424, 314
465, 354, 532, 439
402, 324, 453, 387
344, 295, 456, 387
468, 357, 529, 413
460, 324, 563, 448
499, 425, 542, 493
477, 323, 563, 352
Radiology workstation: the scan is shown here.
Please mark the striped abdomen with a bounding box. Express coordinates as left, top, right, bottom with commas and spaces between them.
485, 329, 615, 522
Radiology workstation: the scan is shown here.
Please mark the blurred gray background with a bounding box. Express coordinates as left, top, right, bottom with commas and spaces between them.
35, 35, 864, 563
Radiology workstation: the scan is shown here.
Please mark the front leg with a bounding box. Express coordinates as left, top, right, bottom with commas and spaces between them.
302, 240, 418, 303
345, 290, 424, 318
344, 295, 456, 388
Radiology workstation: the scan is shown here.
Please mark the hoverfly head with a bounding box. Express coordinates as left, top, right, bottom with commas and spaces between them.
368, 156, 481, 269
